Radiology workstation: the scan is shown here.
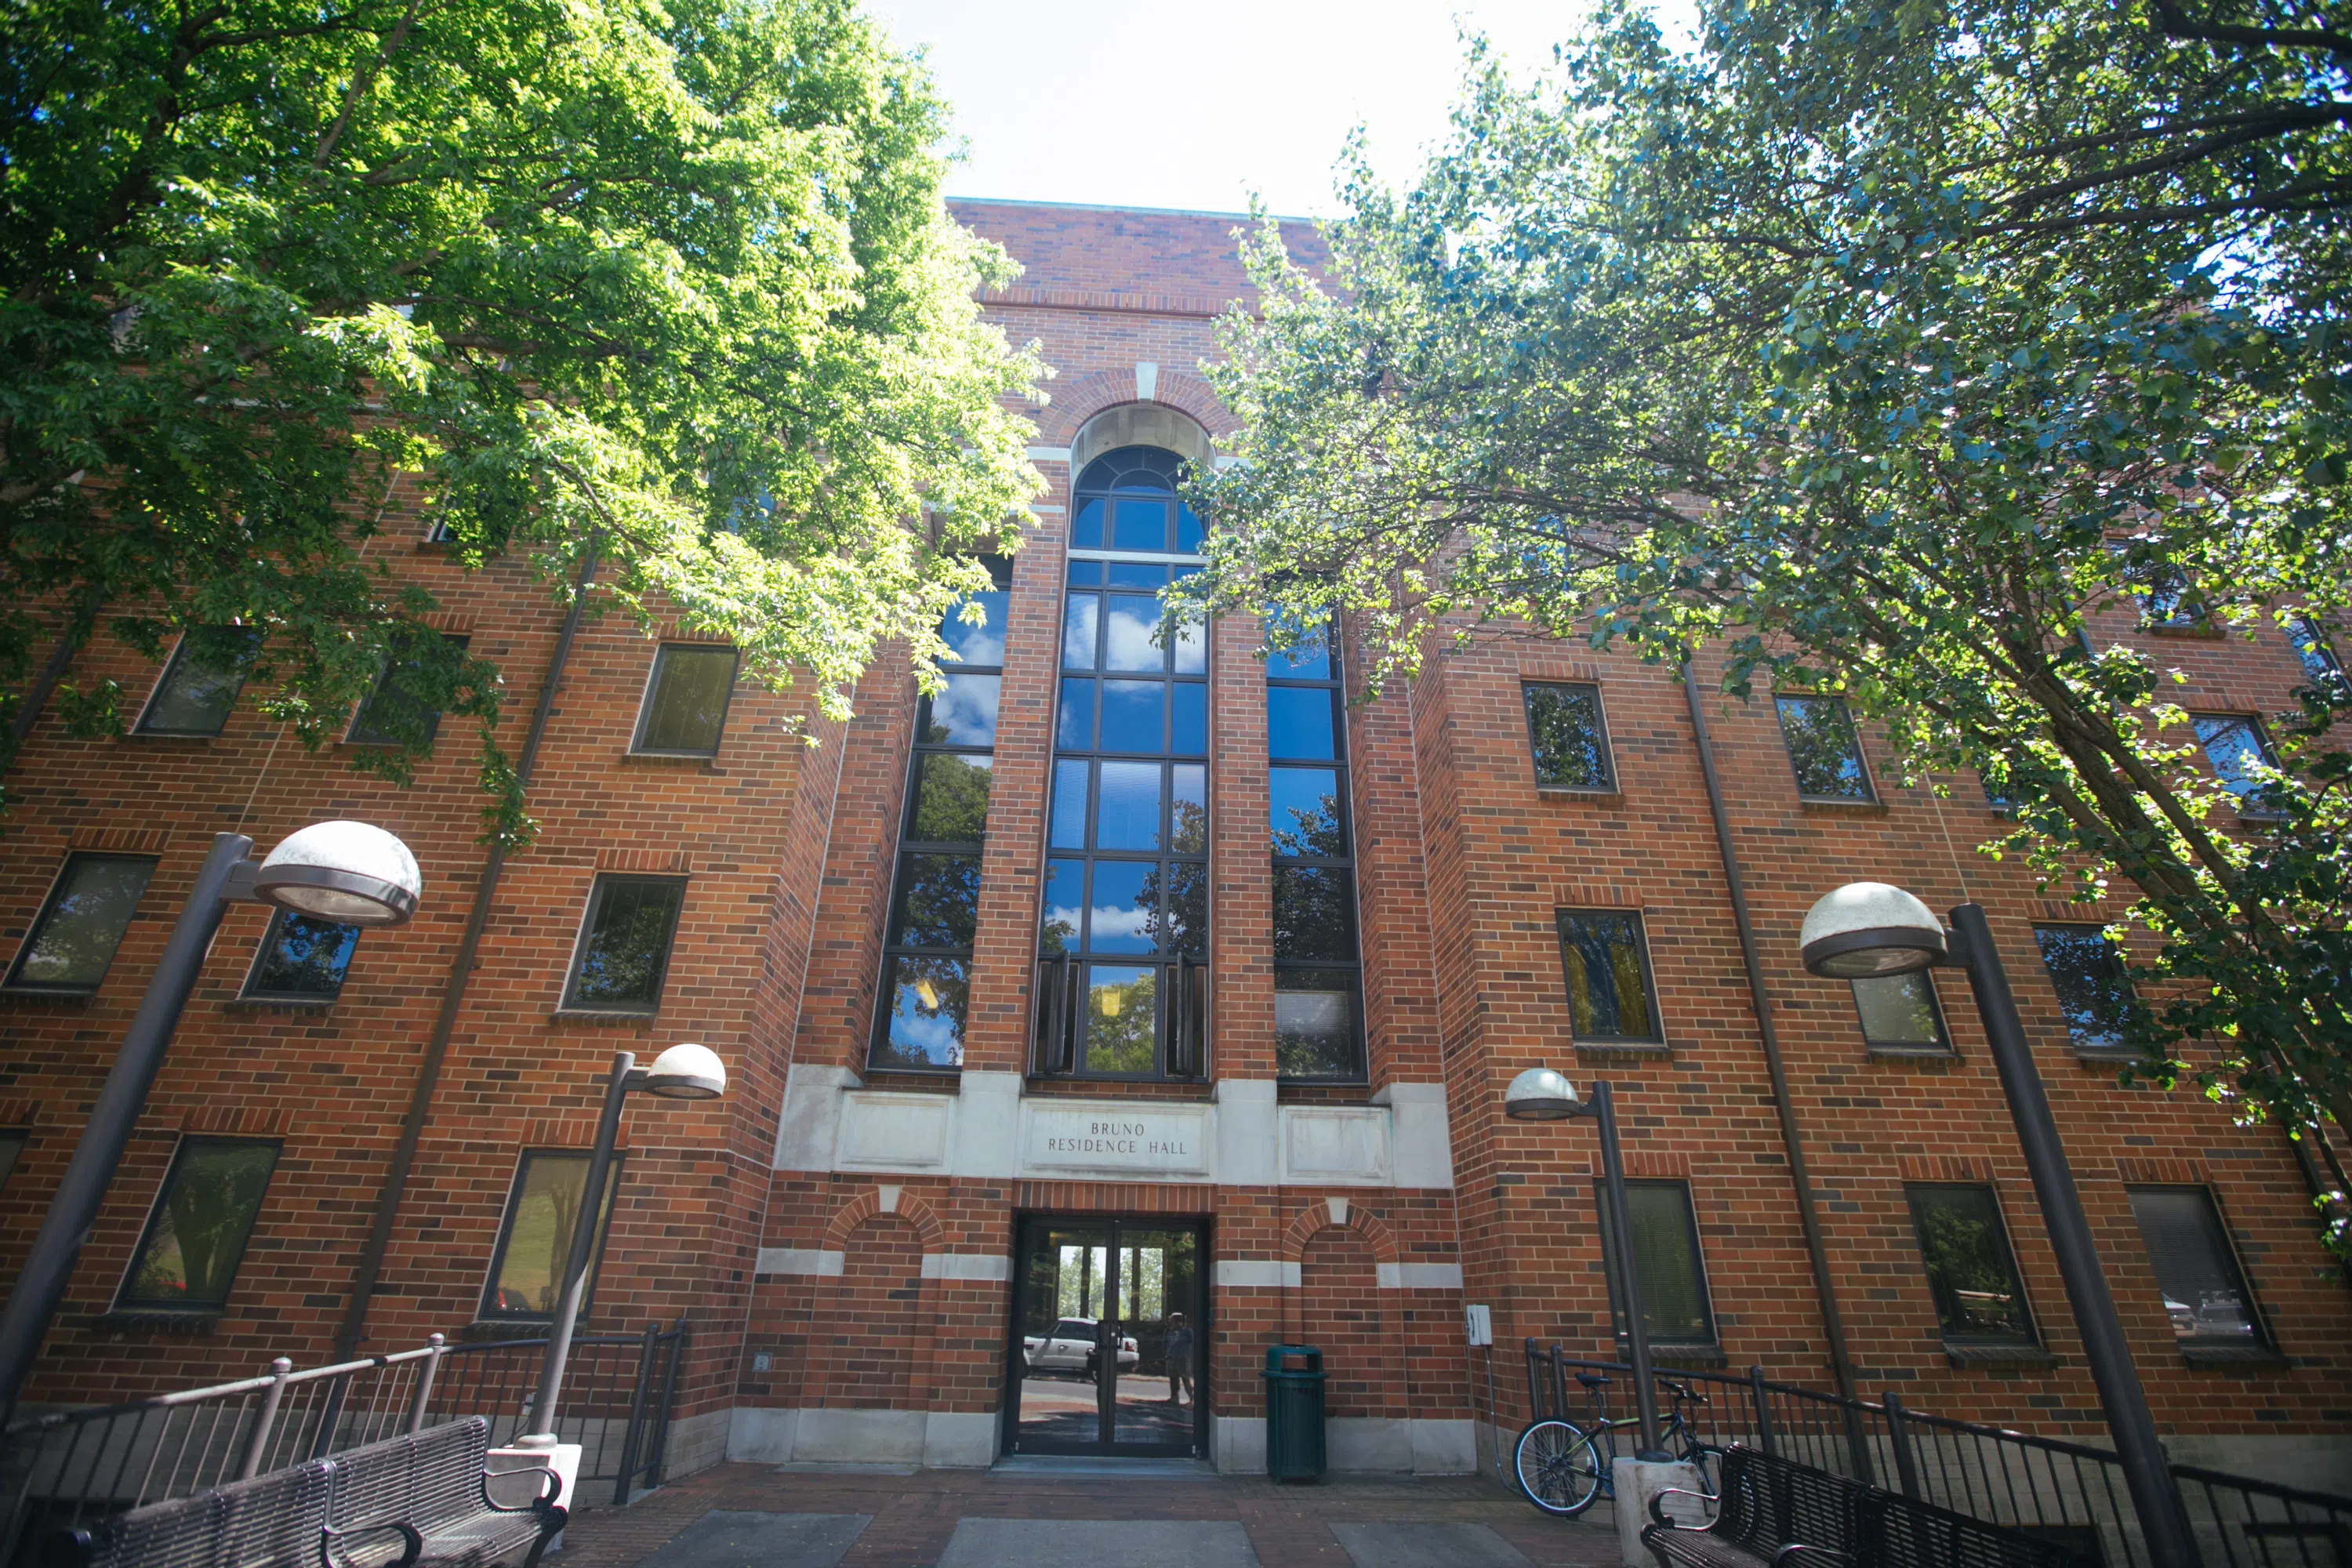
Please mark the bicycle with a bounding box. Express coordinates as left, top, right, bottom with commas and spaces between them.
1513, 1370, 1722, 1519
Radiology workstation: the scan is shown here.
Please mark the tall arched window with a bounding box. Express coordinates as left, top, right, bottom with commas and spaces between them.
1034, 448, 1209, 1079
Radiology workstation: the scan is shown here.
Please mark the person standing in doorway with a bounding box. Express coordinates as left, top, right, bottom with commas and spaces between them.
1165, 1312, 1195, 1405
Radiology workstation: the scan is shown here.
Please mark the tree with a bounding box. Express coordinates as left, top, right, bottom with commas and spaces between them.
2, 0, 1040, 837
1182, 0, 2352, 1250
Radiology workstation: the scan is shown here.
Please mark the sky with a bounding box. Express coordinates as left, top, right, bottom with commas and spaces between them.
861, 0, 1699, 220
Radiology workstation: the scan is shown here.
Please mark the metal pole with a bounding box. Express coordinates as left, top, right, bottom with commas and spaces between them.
519, 1051, 634, 1448
1947, 902, 2198, 1568
0, 832, 252, 1421
1589, 1082, 1668, 1460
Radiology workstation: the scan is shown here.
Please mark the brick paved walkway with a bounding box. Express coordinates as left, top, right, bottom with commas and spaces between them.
557, 1461, 1624, 1568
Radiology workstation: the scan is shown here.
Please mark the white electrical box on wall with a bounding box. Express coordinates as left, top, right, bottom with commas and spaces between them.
1464, 1303, 1493, 1347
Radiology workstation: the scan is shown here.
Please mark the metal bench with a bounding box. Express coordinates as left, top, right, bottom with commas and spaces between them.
1643, 1446, 2088, 1568
319, 1418, 562, 1568
50, 1459, 332, 1568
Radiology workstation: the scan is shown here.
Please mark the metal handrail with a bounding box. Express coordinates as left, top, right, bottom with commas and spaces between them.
1, 1324, 686, 1561
1521, 1342, 2352, 1568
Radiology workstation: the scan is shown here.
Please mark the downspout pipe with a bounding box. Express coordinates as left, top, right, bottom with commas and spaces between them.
1680, 660, 1874, 1475
333, 543, 601, 1357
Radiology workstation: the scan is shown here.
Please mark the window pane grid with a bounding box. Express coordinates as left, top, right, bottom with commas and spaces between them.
2126, 1185, 2265, 1347
1554, 909, 1662, 1045
564, 875, 688, 1014
874, 559, 1008, 1072
1595, 1180, 1716, 1345
1524, 682, 1615, 791
480, 1149, 623, 1321
1906, 1182, 2038, 1344
633, 644, 739, 756
1775, 694, 1875, 801
1038, 451, 1207, 1080
5, 853, 158, 995
117, 1138, 281, 1313
1270, 620, 1364, 1082
2032, 924, 2133, 1054
139, 628, 260, 737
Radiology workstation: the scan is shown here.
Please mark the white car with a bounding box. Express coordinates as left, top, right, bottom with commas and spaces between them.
1022, 1317, 1139, 1379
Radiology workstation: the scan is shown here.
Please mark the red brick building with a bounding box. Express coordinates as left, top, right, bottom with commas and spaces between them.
1, 198, 2347, 1489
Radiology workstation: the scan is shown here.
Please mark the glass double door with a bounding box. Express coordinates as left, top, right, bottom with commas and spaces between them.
1009, 1216, 1203, 1456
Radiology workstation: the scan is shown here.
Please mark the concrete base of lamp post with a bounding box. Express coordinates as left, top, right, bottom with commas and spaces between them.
1612, 1455, 1708, 1568
488, 1442, 580, 1547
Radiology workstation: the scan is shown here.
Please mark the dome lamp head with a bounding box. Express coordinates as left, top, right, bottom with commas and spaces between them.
252, 820, 422, 927
1799, 881, 1947, 978
644, 1042, 728, 1101
1504, 1066, 1581, 1121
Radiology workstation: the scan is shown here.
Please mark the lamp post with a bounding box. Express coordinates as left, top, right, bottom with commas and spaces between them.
0, 822, 423, 1421
515, 1044, 726, 1450
1504, 1068, 1670, 1461
1798, 883, 2196, 1568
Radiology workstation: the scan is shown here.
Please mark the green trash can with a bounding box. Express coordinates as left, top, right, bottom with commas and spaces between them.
1262, 1345, 1327, 1482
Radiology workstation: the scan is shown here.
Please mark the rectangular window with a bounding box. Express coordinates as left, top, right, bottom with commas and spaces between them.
1034, 543, 1214, 1081
1555, 909, 1662, 1045
633, 643, 739, 756
2126, 1186, 2264, 1348
241, 909, 360, 1002
1775, 695, 1874, 800
349, 633, 468, 746
1523, 682, 1615, 791
2129, 557, 2205, 629
1906, 1183, 2037, 1345
1270, 621, 1363, 1081
4, 853, 157, 995
1595, 1180, 1715, 1345
2032, 924, 2132, 1053
2190, 713, 2281, 812
117, 1138, 281, 1313
876, 559, 1007, 1072
137, 629, 260, 736
1851, 972, 1950, 1054
2286, 615, 2347, 702
563, 875, 688, 1014
480, 1150, 623, 1320
0, 1131, 24, 1193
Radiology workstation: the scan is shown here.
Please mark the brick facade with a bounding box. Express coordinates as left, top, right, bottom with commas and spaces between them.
0, 197, 2345, 1489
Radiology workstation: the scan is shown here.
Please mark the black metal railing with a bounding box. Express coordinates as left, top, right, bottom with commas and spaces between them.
1523, 1341, 2352, 1568
0, 1319, 687, 1566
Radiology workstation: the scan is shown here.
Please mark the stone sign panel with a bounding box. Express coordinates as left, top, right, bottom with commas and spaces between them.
1022, 1102, 1212, 1178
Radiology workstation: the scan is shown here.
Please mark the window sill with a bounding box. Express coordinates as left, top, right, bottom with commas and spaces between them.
1572, 1039, 1671, 1057
1942, 1341, 2055, 1367
90, 1310, 221, 1333
122, 731, 222, 743
1022, 1076, 1215, 1099
1797, 797, 1887, 814
550, 1008, 661, 1025
1620, 1341, 1727, 1368
0, 989, 94, 1007
862, 1066, 963, 1091
1535, 786, 1623, 802
2180, 1344, 2288, 1369
620, 750, 724, 767
2144, 622, 2223, 640
1866, 1044, 1959, 1063
227, 996, 337, 1012
463, 1319, 558, 1341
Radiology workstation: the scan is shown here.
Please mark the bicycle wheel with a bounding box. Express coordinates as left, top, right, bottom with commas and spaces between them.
1514, 1419, 1605, 1517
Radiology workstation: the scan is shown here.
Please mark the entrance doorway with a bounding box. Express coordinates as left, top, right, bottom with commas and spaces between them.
1007, 1215, 1205, 1457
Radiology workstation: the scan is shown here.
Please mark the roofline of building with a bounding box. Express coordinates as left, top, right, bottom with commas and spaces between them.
945, 194, 1316, 227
